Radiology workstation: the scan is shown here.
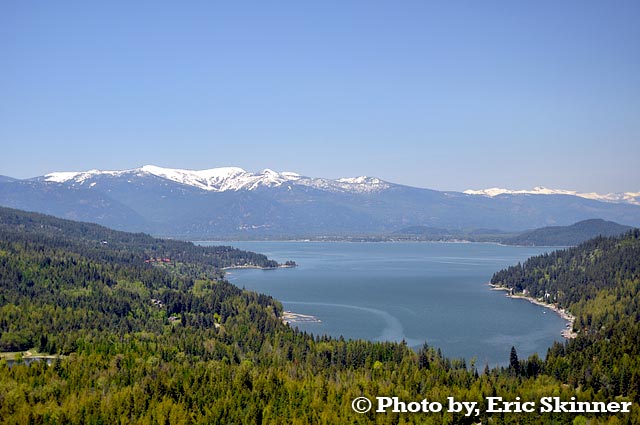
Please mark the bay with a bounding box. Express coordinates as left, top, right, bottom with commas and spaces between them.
200, 241, 566, 367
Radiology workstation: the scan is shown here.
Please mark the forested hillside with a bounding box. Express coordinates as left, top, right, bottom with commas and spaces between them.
0, 207, 281, 269
492, 229, 640, 401
0, 209, 638, 423
502, 219, 632, 246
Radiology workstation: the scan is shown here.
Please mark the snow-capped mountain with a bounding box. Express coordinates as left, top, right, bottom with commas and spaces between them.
1, 166, 639, 238
45, 167, 638, 205
464, 187, 640, 206
44, 165, 391, 194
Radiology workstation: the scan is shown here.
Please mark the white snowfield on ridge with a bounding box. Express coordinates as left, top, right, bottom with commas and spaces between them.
464, 187, 640, 206
43, 165, 391, 194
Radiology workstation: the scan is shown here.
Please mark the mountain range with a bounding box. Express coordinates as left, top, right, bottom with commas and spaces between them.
1, 165, 639, 239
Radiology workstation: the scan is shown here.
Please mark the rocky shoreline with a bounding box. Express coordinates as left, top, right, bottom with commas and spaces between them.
489, 283, 577, 339
281, 311, 321, 325
222, 263, 296, 271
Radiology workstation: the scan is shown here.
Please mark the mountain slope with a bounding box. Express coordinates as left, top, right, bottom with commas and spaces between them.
0, 180, 150, 232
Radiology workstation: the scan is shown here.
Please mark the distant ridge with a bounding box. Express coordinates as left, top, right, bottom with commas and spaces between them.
388, 220, 634, 246
503, 219, 633, 246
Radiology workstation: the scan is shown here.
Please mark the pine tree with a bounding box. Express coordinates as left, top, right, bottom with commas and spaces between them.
509, 346, 520, 376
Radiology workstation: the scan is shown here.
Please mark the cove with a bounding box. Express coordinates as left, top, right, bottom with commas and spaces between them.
200, 241, 566, 367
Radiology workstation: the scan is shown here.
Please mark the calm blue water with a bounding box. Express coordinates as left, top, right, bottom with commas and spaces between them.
201, 241, 566, 367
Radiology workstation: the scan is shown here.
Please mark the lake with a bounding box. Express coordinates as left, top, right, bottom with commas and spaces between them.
201, 241, 566, 367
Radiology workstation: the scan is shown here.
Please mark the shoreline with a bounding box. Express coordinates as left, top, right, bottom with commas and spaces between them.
199, 239, 507, 245
222, 264, 296, 271
281, 311, 321, 325
489, 283, 577, 339
195, 239, 568, 249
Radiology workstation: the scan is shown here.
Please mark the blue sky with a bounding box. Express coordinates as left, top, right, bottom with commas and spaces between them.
1, 1, 639, 192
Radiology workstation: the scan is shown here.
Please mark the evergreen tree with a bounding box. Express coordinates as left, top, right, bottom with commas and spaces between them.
510, 346, 520, 376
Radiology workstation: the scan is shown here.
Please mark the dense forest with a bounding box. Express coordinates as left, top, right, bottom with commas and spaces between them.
0, 207, 283, 270
0, 208, 638, 423
492, 229, 640, 403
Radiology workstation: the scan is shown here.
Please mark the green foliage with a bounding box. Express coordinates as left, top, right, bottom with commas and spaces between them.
0, 206, 282, 270
493, 229, 640, 401
509, 346, 520, 376
0, 208, 639, 423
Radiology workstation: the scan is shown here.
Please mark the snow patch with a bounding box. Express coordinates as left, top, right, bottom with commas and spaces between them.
44, 169, 123, 183
44, 172, 83, 183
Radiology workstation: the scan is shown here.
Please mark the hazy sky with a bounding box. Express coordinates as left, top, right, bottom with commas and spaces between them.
1, 1, 639, 192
